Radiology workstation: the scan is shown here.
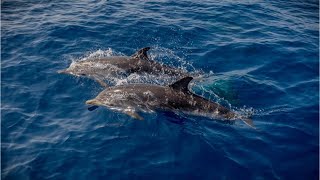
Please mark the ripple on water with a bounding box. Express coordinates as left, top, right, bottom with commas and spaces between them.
1, 0, 319, 179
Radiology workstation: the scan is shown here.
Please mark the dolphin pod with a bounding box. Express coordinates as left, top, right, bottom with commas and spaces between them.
59, 47, 254, 128
58, 47, 189, 87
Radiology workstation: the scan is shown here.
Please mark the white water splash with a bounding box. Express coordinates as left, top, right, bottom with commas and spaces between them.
81, 48, 119, 61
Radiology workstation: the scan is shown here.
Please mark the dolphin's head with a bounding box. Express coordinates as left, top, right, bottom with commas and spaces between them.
57, 68, 71, 74
86, 96, 116, 108
86, 98, 119, 110
86, 88, 134, 109
57, 61, 91, 77
86, 99, 103, 106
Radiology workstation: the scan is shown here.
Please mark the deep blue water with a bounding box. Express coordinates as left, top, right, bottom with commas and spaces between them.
1, 0, 319, 179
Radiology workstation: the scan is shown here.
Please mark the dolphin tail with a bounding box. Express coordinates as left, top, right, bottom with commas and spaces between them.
241, 118, 256, 129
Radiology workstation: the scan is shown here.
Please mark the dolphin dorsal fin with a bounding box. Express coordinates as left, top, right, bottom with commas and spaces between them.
169, 77, 193, 92
132, 47, 151, 60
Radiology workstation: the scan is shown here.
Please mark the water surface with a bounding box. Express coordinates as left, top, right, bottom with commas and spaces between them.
2, 0, 319, 179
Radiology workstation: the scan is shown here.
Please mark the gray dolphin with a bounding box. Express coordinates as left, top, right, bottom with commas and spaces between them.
86, 77, 254, 128
58, 47, 188, 87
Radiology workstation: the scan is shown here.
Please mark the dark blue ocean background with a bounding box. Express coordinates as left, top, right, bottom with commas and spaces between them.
2, 0, 319, 179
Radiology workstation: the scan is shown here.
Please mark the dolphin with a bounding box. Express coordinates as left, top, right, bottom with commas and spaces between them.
58, 47, 188, 87
86, 77, 254, 128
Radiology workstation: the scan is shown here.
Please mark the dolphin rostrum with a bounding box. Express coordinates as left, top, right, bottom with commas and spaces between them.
58, 47, 188, 87
86, 77, 254, 128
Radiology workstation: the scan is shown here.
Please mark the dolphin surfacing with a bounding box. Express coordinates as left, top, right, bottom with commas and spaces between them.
58, 47, 188, 87
86, 77, 254, 128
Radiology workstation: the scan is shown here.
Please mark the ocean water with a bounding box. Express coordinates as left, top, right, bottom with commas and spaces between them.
1, 0, 319, 179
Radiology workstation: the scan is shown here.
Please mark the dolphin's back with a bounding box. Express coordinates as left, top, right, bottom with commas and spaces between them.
88, 56, 131, 67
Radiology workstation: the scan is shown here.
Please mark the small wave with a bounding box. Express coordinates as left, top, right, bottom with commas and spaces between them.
80, 48, 124, 61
